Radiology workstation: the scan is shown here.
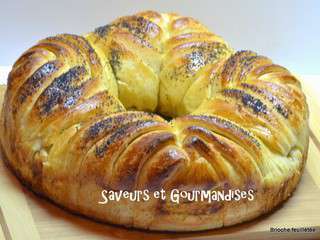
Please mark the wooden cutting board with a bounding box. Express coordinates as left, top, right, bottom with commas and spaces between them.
0, 75, 319, 240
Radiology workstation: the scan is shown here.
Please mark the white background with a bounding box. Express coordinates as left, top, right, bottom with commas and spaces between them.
0, 0, 319, 84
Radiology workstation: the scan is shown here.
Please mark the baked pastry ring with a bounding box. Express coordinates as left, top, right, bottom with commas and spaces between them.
0, 11, 309, 231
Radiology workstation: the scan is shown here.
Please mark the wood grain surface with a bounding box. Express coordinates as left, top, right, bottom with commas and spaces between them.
0, 75, 319, 240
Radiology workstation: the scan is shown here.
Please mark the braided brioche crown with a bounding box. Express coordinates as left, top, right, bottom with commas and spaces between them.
0, 11, 309, 231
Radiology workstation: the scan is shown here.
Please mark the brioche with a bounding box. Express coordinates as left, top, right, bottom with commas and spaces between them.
0, 11, 309, 231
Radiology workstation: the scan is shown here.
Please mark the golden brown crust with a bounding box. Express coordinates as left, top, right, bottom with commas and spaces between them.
0, 10, 309, 231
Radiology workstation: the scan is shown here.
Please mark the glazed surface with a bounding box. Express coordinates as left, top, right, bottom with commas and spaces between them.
0, 11, 309, 231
